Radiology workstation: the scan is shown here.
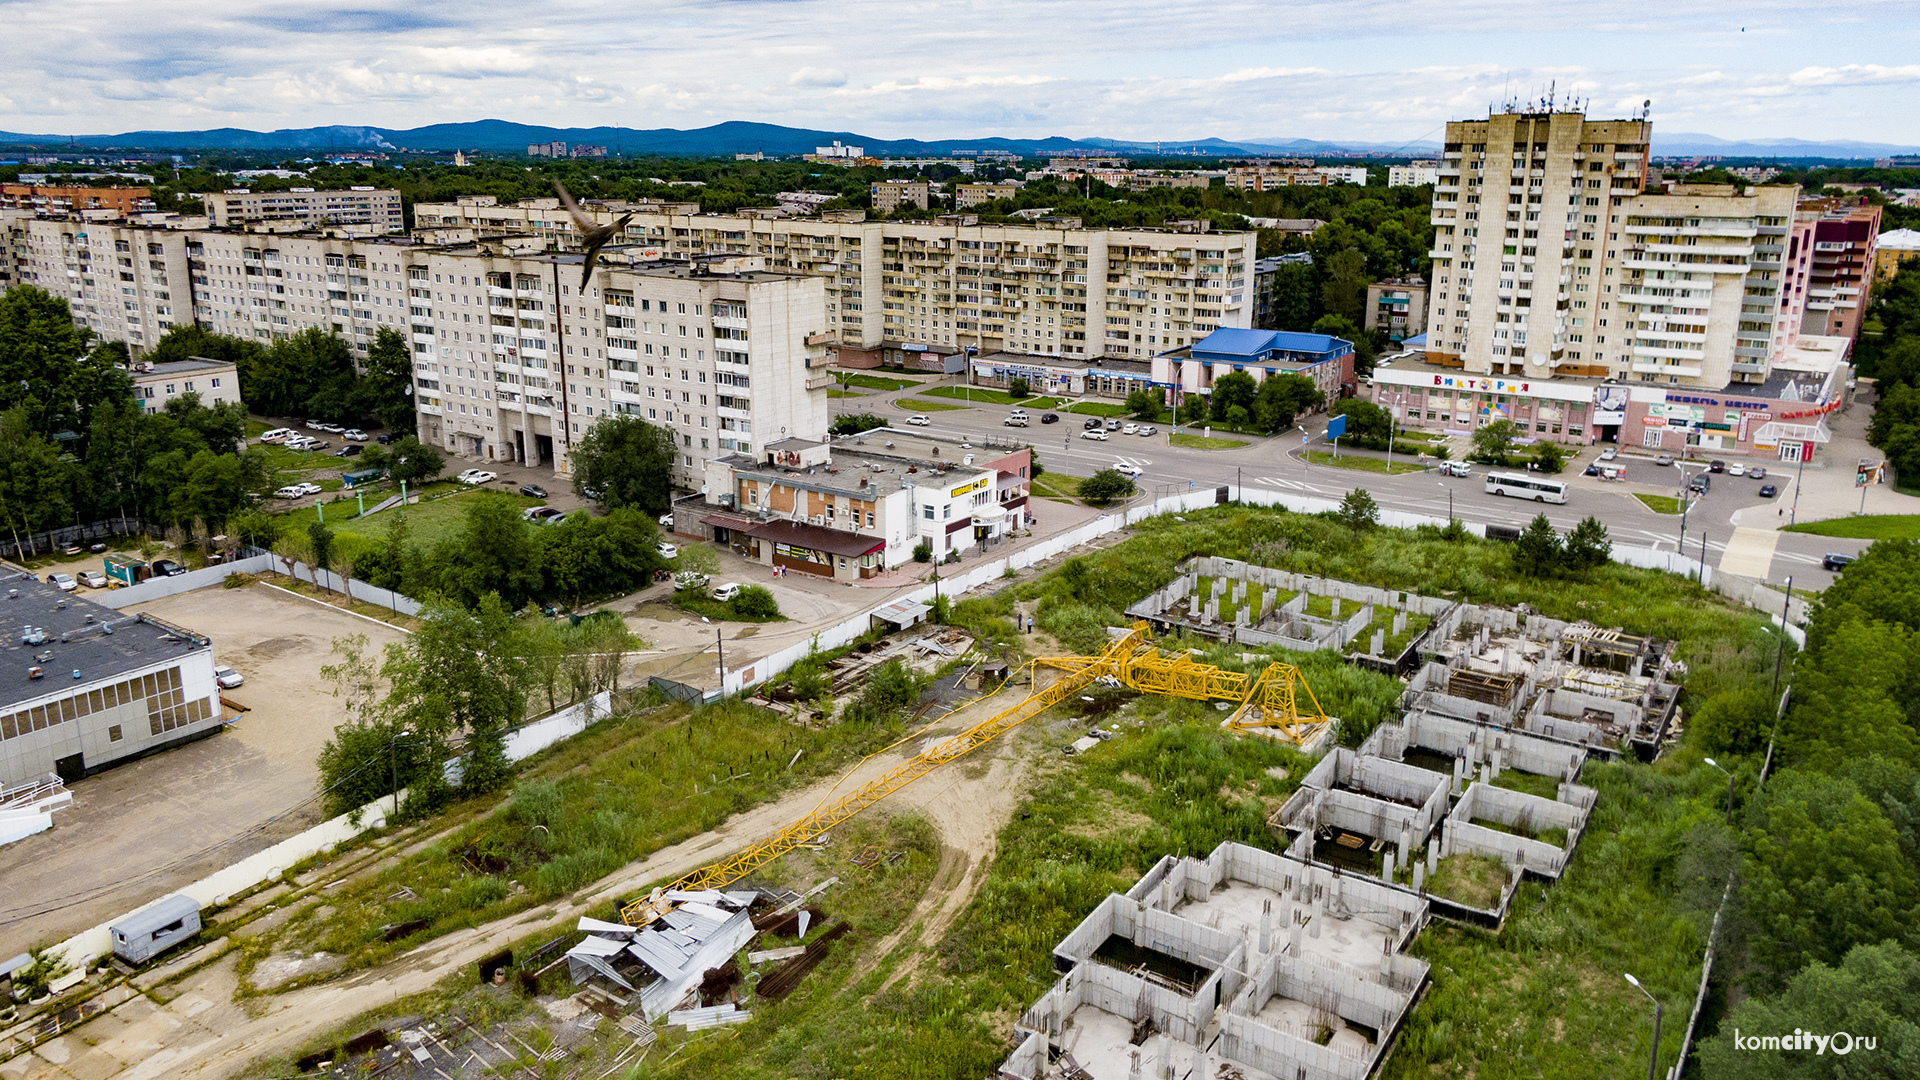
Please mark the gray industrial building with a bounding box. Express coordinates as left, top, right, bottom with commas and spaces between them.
1, 567, 224, 786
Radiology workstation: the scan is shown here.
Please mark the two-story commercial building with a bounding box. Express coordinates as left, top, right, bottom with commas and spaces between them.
1152, 328, 1357, 408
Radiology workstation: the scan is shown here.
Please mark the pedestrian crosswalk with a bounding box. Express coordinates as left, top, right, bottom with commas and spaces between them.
1112, 455, 1152, 470
1252, 475, 1313, 491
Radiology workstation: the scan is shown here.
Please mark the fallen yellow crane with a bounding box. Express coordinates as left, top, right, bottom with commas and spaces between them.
621, 622, 1332, 927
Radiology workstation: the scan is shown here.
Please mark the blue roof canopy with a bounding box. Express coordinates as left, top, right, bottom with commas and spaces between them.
1189, 328, 1352, 364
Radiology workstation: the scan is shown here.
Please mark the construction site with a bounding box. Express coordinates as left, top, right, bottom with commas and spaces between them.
0, 556, 1692, 1080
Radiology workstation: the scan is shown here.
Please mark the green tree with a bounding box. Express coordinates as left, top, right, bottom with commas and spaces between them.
1080, 468, 1137, 506
1563, 515, 1612, 572
1472, 418, 1520, 463
1211, 371, 1258, 420
1251, 373, 1321, 432
307, 520, 337, 591
358, 327, 417, 433
1335, 487, 1379, 536
569, 414, 677, 514
1319, 247, 1370, 324
1329, 398, 1392, 447
0, 408, 77, 556
385, 436, 445, 485
1125, 387, 1164, 420
1739, 770, 1920, 990
731, 585, 780, 619
440, 495, 543, 609
1177, 392, 1210, 425
1528, 441, 1568, 474
1267, 261, 1321, 331
246, 328, 357, 420
1512, 513, 1563, 577
1007, 376, 1030, 398
381, 594, 529, 738
0, 287, 98, 435
1700, 942, 1920, 1079
1312, 313, 1377, 377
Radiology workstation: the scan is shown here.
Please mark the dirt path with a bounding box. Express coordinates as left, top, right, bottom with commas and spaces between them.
3, 689, 1059, 1080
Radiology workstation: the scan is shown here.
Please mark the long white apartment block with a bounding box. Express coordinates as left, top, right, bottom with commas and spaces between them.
202, 187, 404, 233
409, 200, 1258, 362
11, 217, 196, 351
407, 251, 830, 488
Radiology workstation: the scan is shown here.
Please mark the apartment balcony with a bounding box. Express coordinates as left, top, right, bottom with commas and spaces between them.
488, 285, 515, 299
712, 315, 749, 332
804, 330, 835, 346
1731, 361, 1768, 375
804, 368, 837, 392
1632, 360, 1705, 378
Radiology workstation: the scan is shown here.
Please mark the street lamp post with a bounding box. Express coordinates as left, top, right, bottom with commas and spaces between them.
1438, 481, 1453, 524
1703, 758, 1734, 825
1788, 442, 1810, 526
1624, 973, 1664, 1080
388, 728, 413, 819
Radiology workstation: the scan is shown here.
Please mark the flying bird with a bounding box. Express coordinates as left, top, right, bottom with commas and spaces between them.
554, 181, 633, 290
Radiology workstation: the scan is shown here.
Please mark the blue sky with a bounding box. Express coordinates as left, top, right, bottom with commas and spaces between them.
2, 0, 1917, 144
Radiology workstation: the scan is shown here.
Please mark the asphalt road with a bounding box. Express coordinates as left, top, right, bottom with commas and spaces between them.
848, 389, 1865, 592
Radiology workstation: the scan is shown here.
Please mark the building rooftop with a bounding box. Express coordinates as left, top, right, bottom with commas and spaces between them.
720, 434, 995, 503
1879, 227, 1920, 252
130, 357, 234, 378
0, 568, 211, 714
1180, 327, 1354, 364
973, 350, 1152, 375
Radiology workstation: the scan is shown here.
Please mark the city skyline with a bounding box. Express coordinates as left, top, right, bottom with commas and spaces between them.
2, 0, 1918, 145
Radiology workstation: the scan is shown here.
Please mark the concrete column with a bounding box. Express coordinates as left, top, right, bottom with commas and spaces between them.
1441, 822, 1454, 857
1371, 629, 1385, 656
1412, 861, 1425, 893
1479, 762, 1490, 785
1158, 1034, 1174, 1080
1427, 838, 1439, 876
1332, 597, 1341, 618
1383, 852, 1393, 882
1398, 825, 1412, 869
1491, 747, 1503, 779
1289, 920, 1303, 956
1308, 895, 1321, 938
1260, 899, 1273, 954
1393, 610, 1407, 635
1129, 1049, 1141, 1080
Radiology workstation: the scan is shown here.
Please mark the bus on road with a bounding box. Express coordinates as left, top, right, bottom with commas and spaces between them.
1485, 471, 1569, 503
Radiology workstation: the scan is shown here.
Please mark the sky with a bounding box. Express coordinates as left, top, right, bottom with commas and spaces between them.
2, 0, 1919, 145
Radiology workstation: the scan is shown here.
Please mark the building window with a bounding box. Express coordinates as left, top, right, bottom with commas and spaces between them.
108, 725, 123, 742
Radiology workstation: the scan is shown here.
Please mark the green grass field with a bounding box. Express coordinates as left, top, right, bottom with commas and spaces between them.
1306, 449, 1425, 475
277, 486, 542, 547
916, 385, 1047, 407
1783, 513, 1920, 540
1030, 472, 1083, 500
897, 398, 972, 412
1635, 493, 1684, 515
836, 372, 924, 391
1169, 433, 1249, 450
1065, 401, 1132, 417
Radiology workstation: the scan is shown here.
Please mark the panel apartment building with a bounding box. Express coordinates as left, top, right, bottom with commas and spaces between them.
409, 200, 1259, 364
1378, 107, 1852, 463
202, 187, 405, 233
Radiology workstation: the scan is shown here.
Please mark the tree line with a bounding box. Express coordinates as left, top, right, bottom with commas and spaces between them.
1864, 268, 1920, 485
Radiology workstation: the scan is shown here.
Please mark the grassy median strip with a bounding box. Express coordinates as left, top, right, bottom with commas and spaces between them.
898, 398, 972, 412
1305, 449, 1426, 475
1783, 513, 1920, 540
837, 372, 924, 391
917, 385, 1045, 406
1634, 493, 1684, 515
1169, 433, 1249, 450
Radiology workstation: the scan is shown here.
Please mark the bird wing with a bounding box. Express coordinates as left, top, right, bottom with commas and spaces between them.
554, 182, 596, 232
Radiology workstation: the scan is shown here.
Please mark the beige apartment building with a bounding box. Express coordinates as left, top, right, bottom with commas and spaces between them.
408, 200, 1257, 363
202, 187, 405, 233
870, 181, 930, 212
11, 217, 195, 351
954, 182, 1023, 208
406, 252, 831, 488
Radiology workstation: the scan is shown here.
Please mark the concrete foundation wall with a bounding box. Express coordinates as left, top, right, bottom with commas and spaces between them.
1363, 712, 1590, 785
1443, 816, 1568, 878
1283, 788, 1431, 866
1053, 893, 1243, 976
1021, 961, 1216, 1048
1221, 1011, 1372, 1080
1454, 782, 1592, 860
998, 1030, 1048, 1080
1304, 747, 1451, 810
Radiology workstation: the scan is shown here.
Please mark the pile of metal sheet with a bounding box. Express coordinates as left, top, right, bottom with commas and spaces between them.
564, 891, 760, 1021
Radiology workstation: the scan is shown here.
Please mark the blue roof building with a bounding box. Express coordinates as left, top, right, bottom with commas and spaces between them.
1153, 329, 1357, 408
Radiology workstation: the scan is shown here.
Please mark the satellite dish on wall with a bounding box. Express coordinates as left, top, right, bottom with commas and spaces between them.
1530, 354, 1546, 366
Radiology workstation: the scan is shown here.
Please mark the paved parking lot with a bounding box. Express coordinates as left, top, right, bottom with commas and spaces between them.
0, 584, 407, 958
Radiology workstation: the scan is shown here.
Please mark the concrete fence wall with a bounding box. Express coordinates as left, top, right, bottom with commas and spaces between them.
94, 553, 423, 616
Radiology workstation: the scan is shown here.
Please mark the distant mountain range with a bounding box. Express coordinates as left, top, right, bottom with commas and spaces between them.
0, 119, 1911, 161
0, 119, 1440, 157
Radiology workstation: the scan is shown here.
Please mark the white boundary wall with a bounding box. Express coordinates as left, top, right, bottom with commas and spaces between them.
720, 485, 1729, 698
95, 553, 421, 615
42, 691, 615, 972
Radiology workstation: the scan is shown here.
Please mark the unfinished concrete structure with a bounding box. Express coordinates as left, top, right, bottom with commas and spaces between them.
1273, 749, 1452, 888
1414, 604, 1680, 758
1124, 558, 1451, 676
1003, 841, 1431, 1080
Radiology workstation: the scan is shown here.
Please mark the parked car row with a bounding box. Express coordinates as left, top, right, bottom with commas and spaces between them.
456, 469, 498, 485
273, 482, 324, 499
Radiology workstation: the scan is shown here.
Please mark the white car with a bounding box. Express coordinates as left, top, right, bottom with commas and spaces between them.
1599, 447, 1619, 461
457, 469, 498, 485
1138, 425, 1157, 436
342, 429, 369, 442
1728, 462, 1747, 477
906, 414, 931, 426
274, 485, 307, 499
282, 436, 313, 450
214, 666, 245, 689
77, 570, 107, 589
1442, 461, 1472, 477
48, 573, 77, 592
1111, 462, 1143, 478
657, 542, 679, 559
1080, 429, 1109, 440
259, 428, 293, 443
1122, 423, 1138, 435
711, 582, 742, 602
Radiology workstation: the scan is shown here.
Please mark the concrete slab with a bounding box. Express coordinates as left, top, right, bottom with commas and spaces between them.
0, 584, 408, 960
1718, 526, 1779, 578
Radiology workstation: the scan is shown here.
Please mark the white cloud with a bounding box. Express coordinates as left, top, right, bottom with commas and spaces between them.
0, 0, 1916, 142
789, 67, 847, 88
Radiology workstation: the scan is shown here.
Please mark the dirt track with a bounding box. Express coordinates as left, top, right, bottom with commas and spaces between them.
3, 680, 1055, 1080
